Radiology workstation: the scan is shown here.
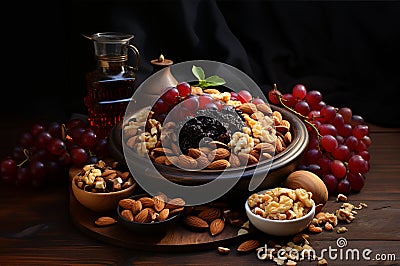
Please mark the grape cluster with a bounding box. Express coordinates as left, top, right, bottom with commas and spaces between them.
268, 84, 370, 196
0, 118, 110, 188
151, 81, 265, 123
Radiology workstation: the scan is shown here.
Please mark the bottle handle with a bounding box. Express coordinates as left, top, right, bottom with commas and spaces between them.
127, 44, 140, 72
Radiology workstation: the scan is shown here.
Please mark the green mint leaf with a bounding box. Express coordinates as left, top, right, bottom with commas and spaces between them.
204, 75, 226, 87
192, 65, 205, 81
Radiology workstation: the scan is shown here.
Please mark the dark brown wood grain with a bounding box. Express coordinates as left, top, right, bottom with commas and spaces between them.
0, 124, 399, 265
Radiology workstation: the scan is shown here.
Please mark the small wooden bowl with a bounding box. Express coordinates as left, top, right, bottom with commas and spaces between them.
71, 175, 136, 213
117, 194, 182, 235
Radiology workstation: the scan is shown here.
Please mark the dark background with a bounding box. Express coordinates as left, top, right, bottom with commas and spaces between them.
2, 0, 399, 129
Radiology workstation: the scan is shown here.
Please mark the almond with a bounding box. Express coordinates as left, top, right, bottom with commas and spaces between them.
135, 208, 150, 223
207, 159, 230, 170
153, 195, 165, 212
272, 110, 283, 123
238, 152, 259, 165
237, 239, 260, 252
152, 147, 174, 156
198, 207, 221, 223
158, 208, 170, 221
208, 148, 230, 161
164, 155, 178, 166
116, 170, 130, 181
165, 197, 186, 209
178, 154, 198, 169
284, 131, 292, 145
118, 198, 135, 210
281, 119, 291, 128
154, 155, 167, 164
254, 142, 275, 154
210, 218, 225, 236
183, 215, 209, 229
249, 149, 260, 160
256, 103, 272, 115
276, 137, 285, 153
229, 154, 241, 168
131, 200, 142, 214
188, 148, 203, 159
207, 141, 229, 150
217, 246, 230, 255
94, 216, 117, 227
250, 111, 265, 121
238, 102, 257, 114
171, 143, 180, 155
139, 197, 154, 208
145, 207, 157, 221
195, 155, 210, 169
121, 209, 134, 222
101, 169, 116, 177
169, 206, 185, 215
275, 125, 290, 134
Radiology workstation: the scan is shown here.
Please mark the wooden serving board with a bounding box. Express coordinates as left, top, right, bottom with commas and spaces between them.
69, 167, 256, 251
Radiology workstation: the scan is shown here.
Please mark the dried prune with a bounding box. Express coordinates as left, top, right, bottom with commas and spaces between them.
177, 107, 245, 154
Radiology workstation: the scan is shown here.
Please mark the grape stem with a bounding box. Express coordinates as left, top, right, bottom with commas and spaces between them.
17, 149, 30, 167
273, 84, 322, 138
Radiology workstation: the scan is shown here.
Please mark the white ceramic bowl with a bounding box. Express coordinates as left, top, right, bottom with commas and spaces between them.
71, 175, 136, 213
245, 189, 315, 236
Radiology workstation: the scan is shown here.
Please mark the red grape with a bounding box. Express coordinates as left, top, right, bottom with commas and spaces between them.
47, 122, 63, 139
347, 172, 365, 192
348, 155, 368, 174
305, 90, 322, 106
352, 124, 369, 140
16, 167, 32, 186
176, 82, 191, 97
332, 145, 351, 161
319, 105, 336, 123
70, 147, 89, 166
323, 174, 338, 194
31, 123, 45, 137
0, 158, 17, 183
35, 131, 53, 149
30, 161, 46, 187
161, 87, 179, 106
330, 160, 347, 179
79, 129, 97, 150
318, 123, 337, 136
152, 98, 169, 115
237, 90, 252, 103
268, 89, 281, 105
47, 138, 67, 156
337, 179, 351, 195
198, 94, 214, 109
182, 94, 199, 112
252, 97, 266, 105
294, 101, 310, 116
292, 84, 307, 100
338, 107, 352, 123
320, 135, 338, 152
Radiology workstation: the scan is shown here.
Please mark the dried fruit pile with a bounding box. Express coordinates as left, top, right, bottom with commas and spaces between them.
268, 84, 371, 196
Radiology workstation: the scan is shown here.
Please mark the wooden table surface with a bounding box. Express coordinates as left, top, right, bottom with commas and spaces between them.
0, 121, 399, 266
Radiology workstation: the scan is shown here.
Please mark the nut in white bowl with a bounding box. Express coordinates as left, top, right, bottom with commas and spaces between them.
245, 187, 315, 236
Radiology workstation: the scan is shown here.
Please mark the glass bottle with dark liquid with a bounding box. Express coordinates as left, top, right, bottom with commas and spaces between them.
83, 32, 140, 139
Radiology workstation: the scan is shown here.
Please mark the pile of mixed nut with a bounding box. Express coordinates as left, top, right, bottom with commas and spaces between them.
74, 160, 135, 192
123, 87, 293, 170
